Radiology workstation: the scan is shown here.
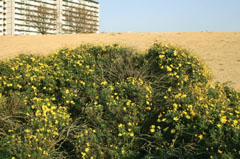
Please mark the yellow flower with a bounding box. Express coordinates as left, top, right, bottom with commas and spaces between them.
81, 152, 86, 157
7, 83, 13, 87
170, 129, 176, 134
145, 107, 151, 110
173, 103, 178, 109
188, 105, 193, 109
130, 132, 134, 136
181, 94, 187, 98
220, 116, 227, 124
218, 149, 223, 154
159, 55, 165, 58
128, 122, 132, 126
166, 66, 172, 72
150, 128, 155, 133
233, 120, 238, 126
80, 81, 85, 85
173, 50, 177, 56
43, 150, 48, 155
101, 81, 107, 85
32, 85, 37, 90
8, 129, 13, 133
173, 117, 179, 121
35, 110, 41, 117
65, 89, 70, 94
118, 124, 124, 128
17, 84, 22, 89
25, 129, 31, 133
51, 106, 57, 110
199, 134, 203, 140
85, 148, 89, 152
126, 100, 131, 106
53, 131, 59, 136
185, 114, 191, 119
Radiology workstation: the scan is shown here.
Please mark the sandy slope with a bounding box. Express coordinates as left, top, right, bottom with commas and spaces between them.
0, 32, 240, 89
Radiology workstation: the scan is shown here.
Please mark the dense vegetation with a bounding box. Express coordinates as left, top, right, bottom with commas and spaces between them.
0, 43, 239, 159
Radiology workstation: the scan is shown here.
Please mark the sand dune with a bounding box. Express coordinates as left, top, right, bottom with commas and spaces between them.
0, 32, 240, 89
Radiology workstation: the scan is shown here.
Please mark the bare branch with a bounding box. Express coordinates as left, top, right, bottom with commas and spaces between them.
26, 5, 57, 35
64, 4, 97, 33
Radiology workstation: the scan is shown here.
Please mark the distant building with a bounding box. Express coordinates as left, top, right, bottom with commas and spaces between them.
0, 0, 99, 35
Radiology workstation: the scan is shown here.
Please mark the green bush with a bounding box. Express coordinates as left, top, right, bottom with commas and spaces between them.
0, 43, 239, 159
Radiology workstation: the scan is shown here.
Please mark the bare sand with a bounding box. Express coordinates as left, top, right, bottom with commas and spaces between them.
0, 32, 240, 89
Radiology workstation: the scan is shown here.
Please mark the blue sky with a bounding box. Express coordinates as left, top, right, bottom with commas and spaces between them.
98, 0, 240, 32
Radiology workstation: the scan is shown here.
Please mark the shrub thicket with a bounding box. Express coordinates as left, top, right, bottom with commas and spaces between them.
0, 43, 239, 159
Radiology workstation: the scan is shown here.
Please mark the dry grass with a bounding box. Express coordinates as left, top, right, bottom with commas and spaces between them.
1, 32, 240, 89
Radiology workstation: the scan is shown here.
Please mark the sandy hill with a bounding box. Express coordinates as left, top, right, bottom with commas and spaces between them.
0, 32, 240, 89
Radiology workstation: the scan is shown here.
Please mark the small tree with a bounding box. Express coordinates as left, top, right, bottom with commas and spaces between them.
64, 5, 97, 33
26, 5, 57, 35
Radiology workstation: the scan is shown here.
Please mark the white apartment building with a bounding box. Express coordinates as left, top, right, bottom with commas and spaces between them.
0, 0, 4, 35
0, 0, 99, 35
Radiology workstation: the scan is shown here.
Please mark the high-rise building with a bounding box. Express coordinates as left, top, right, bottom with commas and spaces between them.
0, 0, 4, 35
0, 0, 99, 35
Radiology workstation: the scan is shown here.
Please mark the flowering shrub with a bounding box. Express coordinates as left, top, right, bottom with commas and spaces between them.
141, 43, 240, 158
0, 43, 239, 158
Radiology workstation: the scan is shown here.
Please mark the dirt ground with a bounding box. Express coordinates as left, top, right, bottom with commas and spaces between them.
0, 32, 240, 89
